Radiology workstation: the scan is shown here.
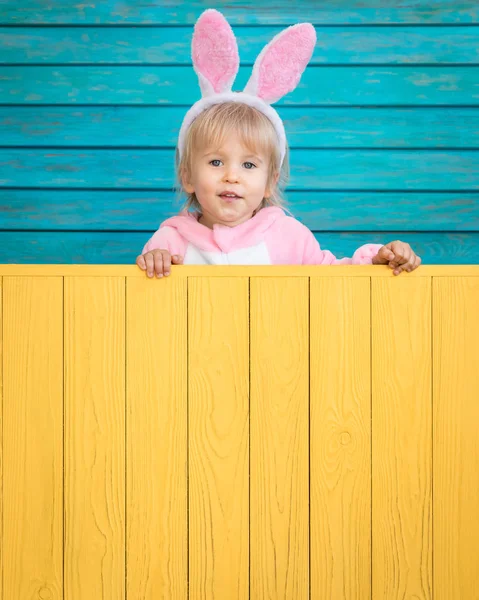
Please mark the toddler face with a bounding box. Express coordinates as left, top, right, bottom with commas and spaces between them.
182, 135, 273, 228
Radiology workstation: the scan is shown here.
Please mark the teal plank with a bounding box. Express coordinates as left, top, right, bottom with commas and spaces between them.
2, 106, 479, 148
3, 26, 479, 64
1, 0, 478, 25
1, 190, 478, 231
1, 66, 478, 105
2, 148, 479, 189
0, 231, 477, 264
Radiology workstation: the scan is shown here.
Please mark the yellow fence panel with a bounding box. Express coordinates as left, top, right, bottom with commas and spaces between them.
64, 277, 125, 599
3, 276, 63, 600
0, 265, 478, 599
372, 277, 433, 598
189, 277, 249, 599
433, 277, 479, 599
250, 277, 310, 598
126, 276, 188, 599
310, 277, 371, 598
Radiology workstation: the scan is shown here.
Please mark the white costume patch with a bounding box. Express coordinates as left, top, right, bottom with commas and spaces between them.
184, 242, 271, 265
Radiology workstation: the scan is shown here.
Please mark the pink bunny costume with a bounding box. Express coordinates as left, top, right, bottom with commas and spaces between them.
142, 9, 383, 265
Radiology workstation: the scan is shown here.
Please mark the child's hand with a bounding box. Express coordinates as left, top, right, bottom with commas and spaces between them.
371, 240, 421, 276
136, 249, 183, 278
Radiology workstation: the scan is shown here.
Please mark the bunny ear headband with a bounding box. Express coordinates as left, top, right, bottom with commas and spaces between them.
177, 9, 317, 167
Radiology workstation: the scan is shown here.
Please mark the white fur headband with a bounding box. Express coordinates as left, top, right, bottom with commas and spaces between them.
177, 9, 317, 167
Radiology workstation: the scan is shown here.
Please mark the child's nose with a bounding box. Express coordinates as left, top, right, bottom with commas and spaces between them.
223, 166, 240, 182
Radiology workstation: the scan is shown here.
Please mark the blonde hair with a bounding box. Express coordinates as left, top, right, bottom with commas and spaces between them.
175, 101, 290, 213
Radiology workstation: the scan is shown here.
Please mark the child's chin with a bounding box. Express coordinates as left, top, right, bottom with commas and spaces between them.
217, 208, 252, 224
218, 206, 244, 218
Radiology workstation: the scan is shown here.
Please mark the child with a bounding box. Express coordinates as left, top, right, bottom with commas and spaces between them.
137, 9, 421, 278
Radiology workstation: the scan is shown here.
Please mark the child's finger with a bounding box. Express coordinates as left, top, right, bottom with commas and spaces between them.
405, 254, 421, 272
161, 252, 172, 276
136, 254, 146, 270
392, 259, 412, 275
153, 252, 165, 277
145, 253, 155, 277
384, 248, 395, 261
399, 249, 415, 272
171, 255, 183, 264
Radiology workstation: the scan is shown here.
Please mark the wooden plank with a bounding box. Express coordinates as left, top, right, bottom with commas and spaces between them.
64, 276, 125, 599
0, 277, 2, 600
126, 275, 187, 598
1, 189, 478, 231
371, 277, 432, 598
310, 276, 371, 597
188, 277, 249, 598
0, 264, 478, 278
3, 26, 479, 65
433, 277, 479, 599
1, 0, 478, 25
2, 276, 63, 599
250, 277, 309, 597
0, 231, 478, 264
1, 66, 478, 106
3, 148, 479, 190
3, 106, 479, 148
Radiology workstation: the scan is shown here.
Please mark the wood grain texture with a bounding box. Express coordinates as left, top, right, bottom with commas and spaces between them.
63, 276, 125, 600
2, 189, 479, 232
188, 277, 249, 599
4, 106, 479, 149
1, 0, 478, 25
3, 148, 479, 189
2, 276, 63, 599
126, 275, 187, 598
2, 66, 478, 105
3, 26, 479, 64
0, 267, 478, 596
433, 277, 479, 599
250, 277, 309, 598
1, 231, 479, 264
310, 277, 371, 599
372, 277, 432, 598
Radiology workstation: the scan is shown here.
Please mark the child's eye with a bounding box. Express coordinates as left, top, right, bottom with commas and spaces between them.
243, 162, 256, 169
209, 159, 222, 167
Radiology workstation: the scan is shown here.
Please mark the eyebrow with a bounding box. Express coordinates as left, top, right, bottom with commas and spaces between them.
202, 150, 264, 164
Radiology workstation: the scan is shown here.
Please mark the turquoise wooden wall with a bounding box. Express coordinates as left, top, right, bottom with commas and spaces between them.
1, 1, 478, 264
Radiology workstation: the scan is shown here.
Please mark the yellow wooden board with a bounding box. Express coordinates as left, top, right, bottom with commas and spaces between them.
188, 277, 249, 599
433, 277, 479, 599
310, 277, 371, 598
0, 264, 479, 277
3, 276, 63, 599
126, 276, 188, 598
250, 277, 309, 598
0, 277, 2, 600
372, 277, 433, 598
64, 277, 125, 599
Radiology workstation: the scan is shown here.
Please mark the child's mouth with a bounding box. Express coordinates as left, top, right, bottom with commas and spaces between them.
219, 193, 242, 202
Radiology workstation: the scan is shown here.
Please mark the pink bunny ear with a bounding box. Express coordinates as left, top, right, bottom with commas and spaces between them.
192, 9, 240, 97
243, 23, 316, 104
